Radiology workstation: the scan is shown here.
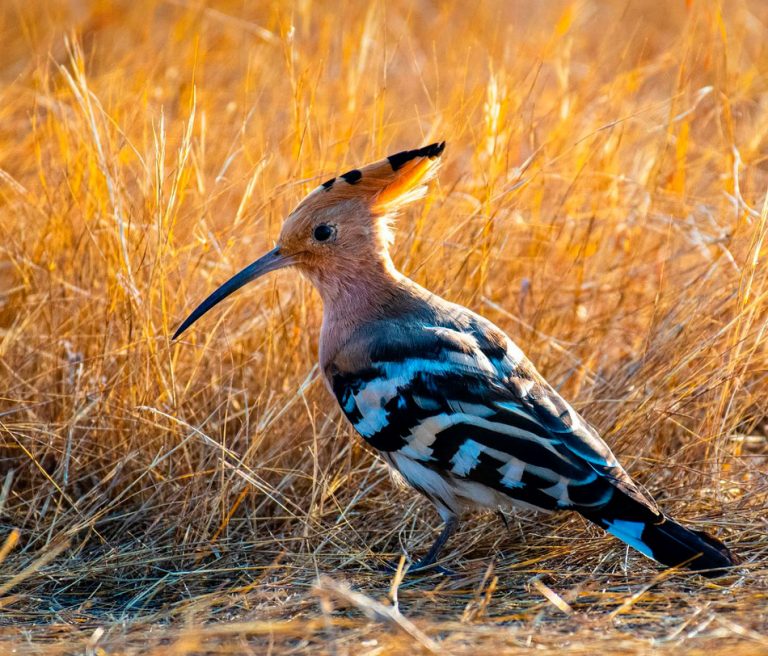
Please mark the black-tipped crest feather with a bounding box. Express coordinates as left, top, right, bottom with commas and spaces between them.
388, 141, 446, 171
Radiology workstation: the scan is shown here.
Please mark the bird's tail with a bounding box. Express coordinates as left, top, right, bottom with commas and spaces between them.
581, 491, 735, 578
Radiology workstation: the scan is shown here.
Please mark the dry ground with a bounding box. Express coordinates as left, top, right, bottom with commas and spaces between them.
1, 1, 768, 654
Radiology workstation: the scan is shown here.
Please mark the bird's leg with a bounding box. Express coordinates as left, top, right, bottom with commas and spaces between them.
407, 516, 458, 573
378, 513, 458, 576
496, 510, 510, 530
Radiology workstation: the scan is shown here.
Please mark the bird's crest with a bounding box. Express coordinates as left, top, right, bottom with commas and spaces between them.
302, 141, 445, 217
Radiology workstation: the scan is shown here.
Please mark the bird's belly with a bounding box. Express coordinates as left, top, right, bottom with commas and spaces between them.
381, 451, 552, 518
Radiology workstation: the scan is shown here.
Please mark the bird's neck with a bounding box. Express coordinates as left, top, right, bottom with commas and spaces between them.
308, 255, 425, 369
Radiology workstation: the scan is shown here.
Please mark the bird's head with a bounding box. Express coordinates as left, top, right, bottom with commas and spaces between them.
173, 141, 445, 339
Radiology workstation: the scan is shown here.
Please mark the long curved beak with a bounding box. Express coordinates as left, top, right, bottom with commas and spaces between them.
173, 247, 292, 340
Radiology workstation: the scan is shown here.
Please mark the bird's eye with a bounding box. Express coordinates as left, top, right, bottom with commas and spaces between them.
313, 224, 336, 242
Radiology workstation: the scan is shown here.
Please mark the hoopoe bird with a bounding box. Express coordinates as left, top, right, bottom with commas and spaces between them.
174, 142, 735, 577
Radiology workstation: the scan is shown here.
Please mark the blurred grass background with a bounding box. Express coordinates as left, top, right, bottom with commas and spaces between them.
1, 0, 767, 653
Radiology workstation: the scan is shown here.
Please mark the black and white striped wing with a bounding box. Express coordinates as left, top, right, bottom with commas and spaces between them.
329, 325, 649, 514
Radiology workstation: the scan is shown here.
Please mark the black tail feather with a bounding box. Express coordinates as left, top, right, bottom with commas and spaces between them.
581, 490, 735, 578
638, 515, 735, 576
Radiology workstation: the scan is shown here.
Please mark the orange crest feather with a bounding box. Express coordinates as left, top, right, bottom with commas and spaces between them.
301, 142, 445, 216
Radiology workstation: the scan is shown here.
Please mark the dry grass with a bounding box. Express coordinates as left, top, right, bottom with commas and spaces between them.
1, 0, 768, 653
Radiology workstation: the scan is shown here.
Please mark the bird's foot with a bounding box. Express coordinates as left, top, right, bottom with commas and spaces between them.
378, 557, 456, 577
409, 560, 456, 577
